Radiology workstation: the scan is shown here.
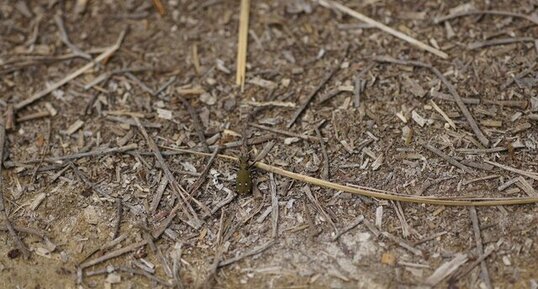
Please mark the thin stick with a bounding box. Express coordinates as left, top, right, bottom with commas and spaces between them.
54, 14, 92, 60
317, 0, 448, 59
112, 198, 122, 239
236, 0, 251, 90
218, 240, 275, 267
430, 99, 456, 129
250, 123, 322, 142
20, 143, 138, 164
0, 225, 48, 240
119, 267, 173, 287
134, 117, 204, 228
451, 247, 495, 281
189, 148, 219, 198
315, 126, 330, 180
382, 231, 422, 256
14, 29, 127, 111
469, 207, 493, 289
434, 10, 538, 26
160, 147, 538, 206
0, 124, 30, 258
374, 56, 489, 147
178, 96, 210, 152
501, 63, 536, 89
149, 176, 168, 215
485, 160, 538, 181
270, 173, 279, 239
80, 240, 148, 269
287, 64, 339, 128
422, 143, 474, 174
303, 185, 336, 230
331, 215, 364, 241
468, 37, 535, 50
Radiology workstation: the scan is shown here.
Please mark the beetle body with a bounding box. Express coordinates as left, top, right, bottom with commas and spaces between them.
236, 156, 252, 195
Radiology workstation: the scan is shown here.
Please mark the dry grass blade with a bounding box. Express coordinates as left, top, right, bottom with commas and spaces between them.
236, 0, 251, 90
316, 0, 448, 59
160, 148, 538, 206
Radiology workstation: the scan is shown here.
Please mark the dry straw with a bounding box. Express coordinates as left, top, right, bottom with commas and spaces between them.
236, 0, 251, 90
163, 147, 538, 207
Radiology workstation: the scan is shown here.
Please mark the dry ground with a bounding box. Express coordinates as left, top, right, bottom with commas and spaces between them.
0, 0, 537, 288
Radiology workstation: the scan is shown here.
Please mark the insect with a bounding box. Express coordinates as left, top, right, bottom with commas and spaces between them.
236, 156, 252, 195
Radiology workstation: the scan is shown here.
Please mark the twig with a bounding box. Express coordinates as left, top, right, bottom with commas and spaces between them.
236, 0, 251, 90
501, 63, 536, 89
382, 231, 422, 256
485, 160, 538, 181
119, 266, 173, 287
451, 247, 495, 281
469, 207, 493, 289
415, 176, 454, 196
457, 147, 507, 154
178, 96, 210, 152
200, 212, 224, 289
270, 173, 279, 239
317, 0, 448, 58
425, 254, 468, 286
16, 111, 50, 123
211, 189, 237, 215
251, 140, 275, 164
14, 29, 127, 111
468, 37, 535, 50
412, 231, 447, 246
5, 104, 14, 131
20, 143, 138, 164
331, 215, 364, 241
250, 123, 322, 142
149, 176, 168, 215
189, 148, 219, 200
125, 72, 155, 95
112, 198, 122, 239
315, 126, 330, 180
68, 162, 114, 200
80, 240, 148, 269
287, 63, 340, 128
0, 124, 30, 258
434, 10, 538, 26
422, 143, 474, 174
352, 63, 375, 108
374, 56, 489, 146
303, 185, 337, 231
430, 99, 456, 129
0, 225, 48, 240
218, 240, 275, 267
134, 117, 204, 228
151, 147, 538, 206
54, 14, 92, 60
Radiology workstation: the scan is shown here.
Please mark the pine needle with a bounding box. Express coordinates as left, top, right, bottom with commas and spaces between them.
160, 147, 538, 207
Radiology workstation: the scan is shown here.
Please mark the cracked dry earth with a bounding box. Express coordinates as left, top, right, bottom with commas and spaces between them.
1, 0, 538, 288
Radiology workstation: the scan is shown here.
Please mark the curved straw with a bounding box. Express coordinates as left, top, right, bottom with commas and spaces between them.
161, 147, 538, 207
